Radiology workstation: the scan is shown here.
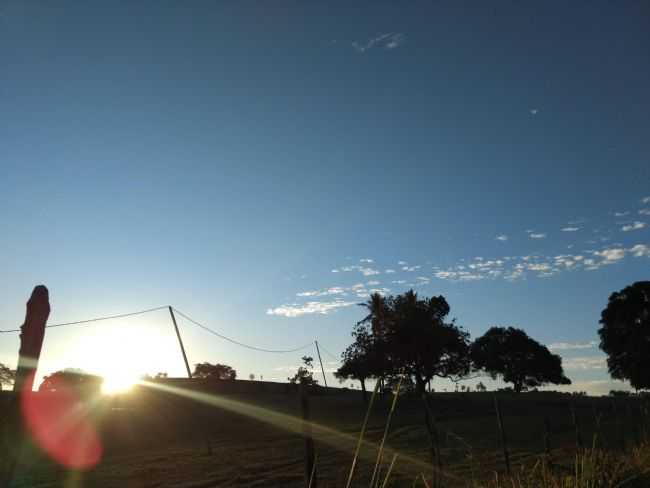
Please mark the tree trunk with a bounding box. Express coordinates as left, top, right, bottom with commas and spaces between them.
360, 378, 368, 404
415, 375, 426, 396
514, 380, 523, 393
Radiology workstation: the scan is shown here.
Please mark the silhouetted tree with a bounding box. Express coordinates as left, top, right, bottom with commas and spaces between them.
471, 327, 570, 393
356, 290, 471, 395
249, 373, 255, 381
0, 363, 15, 391
598, 281, 650, 390
335, 323, 381, 402
475, 381, 487, 392
39, 369, 103, 397
288, 356, 318, 386
193, 362, 237, 380
359, 293, 391, 339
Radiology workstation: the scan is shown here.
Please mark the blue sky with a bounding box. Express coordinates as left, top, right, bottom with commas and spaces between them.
1, 1, 649, 394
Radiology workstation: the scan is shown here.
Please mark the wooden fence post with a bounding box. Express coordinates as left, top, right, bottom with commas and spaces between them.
592, 404, 602, 449
570, 400, 583, 450
612, 399, 625, 450
422, 394, 442, 488
300, 379, 316, 488
2, 285, 50, 486
543, 416, 552, 458
493, 395, 511, 477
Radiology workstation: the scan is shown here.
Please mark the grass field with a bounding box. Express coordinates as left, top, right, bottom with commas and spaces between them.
3, 382, 649, 487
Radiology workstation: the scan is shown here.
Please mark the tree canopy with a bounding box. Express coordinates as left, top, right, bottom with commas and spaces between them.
598, 281, 650, 390
0, 363, 16, 391
288, 356, 318, 386
471, 326, 570, 393
38, 369, 104, 397
192, 362, 237, 380
349, 290, 471, 395
335, 323, 382, 400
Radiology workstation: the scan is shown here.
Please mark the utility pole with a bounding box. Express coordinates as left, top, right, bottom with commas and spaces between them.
168, 306, 192, 378
314, 340, 328, 387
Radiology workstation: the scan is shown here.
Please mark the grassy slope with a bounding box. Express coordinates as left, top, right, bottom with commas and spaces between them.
4, 385, 648, 487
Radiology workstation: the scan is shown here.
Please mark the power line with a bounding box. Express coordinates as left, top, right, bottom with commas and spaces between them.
0, 306, 169, 334
318, 343, 341, 362
171, 307, 313, 354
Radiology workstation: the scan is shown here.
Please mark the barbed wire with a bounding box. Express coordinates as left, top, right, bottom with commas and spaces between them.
171, 307, 314, 354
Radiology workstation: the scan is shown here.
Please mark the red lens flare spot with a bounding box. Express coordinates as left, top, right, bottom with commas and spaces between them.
21, 375, 102, 470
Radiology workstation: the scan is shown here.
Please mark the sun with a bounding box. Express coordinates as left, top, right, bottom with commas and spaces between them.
67, 319, 182, 396
101, 371, 139, 395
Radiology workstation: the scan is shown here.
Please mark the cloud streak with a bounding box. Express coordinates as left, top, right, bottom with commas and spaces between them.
267, 300, 356, 318
548, 341, 597, 351
352, 33, 404, 53
621, 221, 646, 232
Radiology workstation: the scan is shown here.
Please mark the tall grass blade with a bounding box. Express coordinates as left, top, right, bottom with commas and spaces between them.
308, 454, 317, 488
370, 375, 403, 488
380, 453, 398, 488
345, 379, 381, 488
421, 473, 431, 488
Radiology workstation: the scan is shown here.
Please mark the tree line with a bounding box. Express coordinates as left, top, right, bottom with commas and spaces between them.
0, 281, 646, 395
335, 282, 650, 399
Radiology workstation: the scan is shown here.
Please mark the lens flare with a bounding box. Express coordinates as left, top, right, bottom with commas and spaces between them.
21, 374, 102, 470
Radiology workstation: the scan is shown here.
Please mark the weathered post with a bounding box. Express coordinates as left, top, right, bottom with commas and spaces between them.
422, 394, 442, 488
592, 404, 602, 449
493, 395, 511, 477
543, 416, 552, 458
612, 398, 625, 450
570, 399, 584, 450
300, 378, 316, 487
2, 285, 51, 486
14, 286, 50, 393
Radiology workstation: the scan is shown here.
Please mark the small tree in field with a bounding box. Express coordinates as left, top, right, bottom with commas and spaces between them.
382, 291, 471, 395
288, 356, 318, 386
598, 281, 650, 390
335, 323, 381, 402
0, 363, 15, 391
475, 381, 487, 392
249, 374, 255, 381
193, 362, 237, 380
471, 327, 570, 393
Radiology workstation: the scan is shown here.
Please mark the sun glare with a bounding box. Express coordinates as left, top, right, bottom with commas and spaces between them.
65, 320, 181, 395
101, 372, 139, 395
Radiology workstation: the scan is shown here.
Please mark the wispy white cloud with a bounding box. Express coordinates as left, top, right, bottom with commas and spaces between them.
561, 227, 580, 232
548, 340, 597, 351
352, 33, 404, 53
366, 280, 380, 286
360, 267, 380, 276
496, 234, 508, 241
385, 269, 396, 274
402, 265, 420, 272
529, 233, 547, 239
360, 258, 374, 263
529, 108, 538, 115
630, 244, 650, 257
296, 287, 346, 297
639, 209, 650, 216
267, 299, 356, 318
614, 211, 630, 217
331, 265, 380, 276
562, 356, 607, 371
641, 196, 650, 204
593, 247, 625, 263
621, 221, 646, 232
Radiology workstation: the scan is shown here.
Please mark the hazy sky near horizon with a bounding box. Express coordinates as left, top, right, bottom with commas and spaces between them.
1, 1, 649, 394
